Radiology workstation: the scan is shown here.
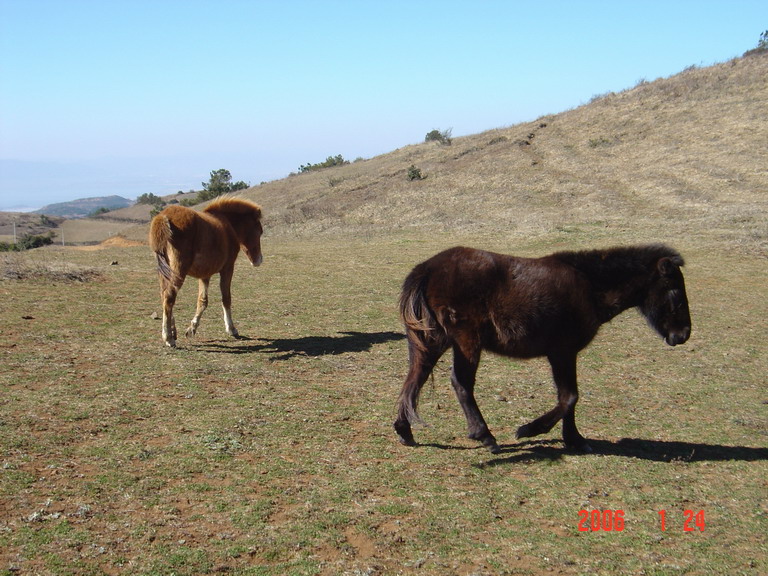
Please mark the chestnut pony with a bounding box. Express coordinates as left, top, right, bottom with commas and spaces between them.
394, 244, 691, 453
149, 196, 264, 347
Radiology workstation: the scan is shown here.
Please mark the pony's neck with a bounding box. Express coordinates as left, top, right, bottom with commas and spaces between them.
594, 281, 648, 322
555, 247, 658, 322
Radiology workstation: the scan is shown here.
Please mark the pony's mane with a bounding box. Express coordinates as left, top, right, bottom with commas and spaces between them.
553, 244, 684, 285
204, 195, 262, 218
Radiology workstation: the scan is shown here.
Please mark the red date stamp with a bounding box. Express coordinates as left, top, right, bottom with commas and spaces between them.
578, 509, 625, 531
578, 509, 705, 532
659, 509, 706, 531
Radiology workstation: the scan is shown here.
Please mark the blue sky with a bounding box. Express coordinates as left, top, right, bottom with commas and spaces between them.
0, 0, 765, 210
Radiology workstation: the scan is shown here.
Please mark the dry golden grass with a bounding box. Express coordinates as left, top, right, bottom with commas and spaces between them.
231, 53, 766, 257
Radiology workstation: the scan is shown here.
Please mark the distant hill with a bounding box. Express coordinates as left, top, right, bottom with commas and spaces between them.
35, 195, 134, 219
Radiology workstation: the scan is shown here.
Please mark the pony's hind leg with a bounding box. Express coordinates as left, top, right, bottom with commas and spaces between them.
186, 278, 210, 338
161, 281, 179, 347
394, 337, 446, 447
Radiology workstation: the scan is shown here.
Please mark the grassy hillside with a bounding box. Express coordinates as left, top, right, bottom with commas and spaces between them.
20, 52, 766, 255
226, 53, 764, 256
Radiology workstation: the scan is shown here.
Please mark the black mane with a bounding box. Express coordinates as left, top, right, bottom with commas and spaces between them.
553, 244, 684, 287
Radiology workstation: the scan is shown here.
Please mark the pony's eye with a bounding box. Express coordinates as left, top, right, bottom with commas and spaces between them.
667, 290, 683, 312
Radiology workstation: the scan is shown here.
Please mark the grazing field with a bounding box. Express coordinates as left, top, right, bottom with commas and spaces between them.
1, 228, 765, 575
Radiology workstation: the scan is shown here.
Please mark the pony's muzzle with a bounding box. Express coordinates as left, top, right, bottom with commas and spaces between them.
665, 326, 690, 346
247, 251, 264, 267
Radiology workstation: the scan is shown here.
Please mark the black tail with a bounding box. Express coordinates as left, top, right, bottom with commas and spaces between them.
399, 266, 438, 354
397, 266, 446, 427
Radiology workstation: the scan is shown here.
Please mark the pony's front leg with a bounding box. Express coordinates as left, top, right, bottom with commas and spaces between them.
185, 278, 209, 338
219, 268, 239, 338
516, 354, 591, 452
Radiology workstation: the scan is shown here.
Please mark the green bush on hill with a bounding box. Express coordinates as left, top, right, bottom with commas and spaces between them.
298, 155, 349, 173
196, 169, 249, 203
744, 30, 768, 56
425, 128, 452, 145
0, 232, 55, 252
137, 170, 248, 216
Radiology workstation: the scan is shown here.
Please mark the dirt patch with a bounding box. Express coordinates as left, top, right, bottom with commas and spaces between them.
73, 235, 146, 250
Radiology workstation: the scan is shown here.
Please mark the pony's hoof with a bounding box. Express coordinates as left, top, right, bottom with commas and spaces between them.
397, 435, 416, 447
394, 422, 415, 447
565, 439, 592, 453
516, 424, 532, 439
486, 442, 501, 454
482, 437, 501, 454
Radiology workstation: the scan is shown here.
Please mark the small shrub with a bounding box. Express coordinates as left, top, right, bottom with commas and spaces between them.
0, 233, 55, 253
588, 136, 613, 148
407, 165, 424, 181
18, 232, 55, 251
39, 215, 57, 227
744, 30, 768, 56
425, 128, 452, 145
88, 207, 111, 217
136, 193, 164, 206
299, 155, 349, 173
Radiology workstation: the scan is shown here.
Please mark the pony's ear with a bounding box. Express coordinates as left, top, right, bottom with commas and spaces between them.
657, 257, 678, 277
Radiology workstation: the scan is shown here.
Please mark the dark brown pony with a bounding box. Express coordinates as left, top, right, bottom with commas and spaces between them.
149, 196, 264, 347
394, 244, 691, 453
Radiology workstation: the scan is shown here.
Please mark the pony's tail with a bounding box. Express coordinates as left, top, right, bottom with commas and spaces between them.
148, 214, 175, 283
397, 267, 442, 427
399, 268, 438, 354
